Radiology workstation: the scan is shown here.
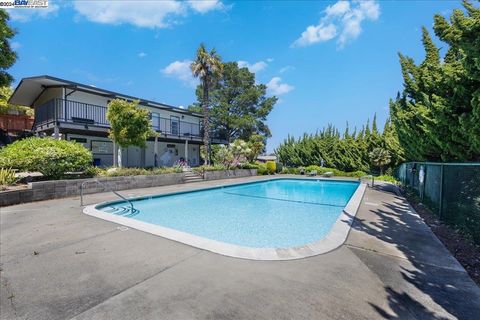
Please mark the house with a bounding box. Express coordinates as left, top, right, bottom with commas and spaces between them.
8, 75, 226, 167
256, 155, 277, 163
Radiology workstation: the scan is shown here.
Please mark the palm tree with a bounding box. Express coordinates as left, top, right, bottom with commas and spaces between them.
191, 44, 223, 165
369, 147, 391, 175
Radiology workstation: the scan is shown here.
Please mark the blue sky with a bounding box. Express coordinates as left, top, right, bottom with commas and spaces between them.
7, 0, 462, 152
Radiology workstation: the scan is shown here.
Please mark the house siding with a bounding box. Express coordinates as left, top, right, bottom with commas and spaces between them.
32, 87, 205, 168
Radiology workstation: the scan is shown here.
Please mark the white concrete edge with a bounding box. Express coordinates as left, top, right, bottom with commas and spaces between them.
83, 179, 367, 261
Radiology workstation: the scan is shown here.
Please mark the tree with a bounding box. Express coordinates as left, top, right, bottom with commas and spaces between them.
369, 148, 391, 175
190, 62, 277, 143
275, 115, 401, 173
212, 139, 250, 168
246, 134, 264, 163
0, 86, 33, 116
106, 99, 153, 167
390, 1, 480, 161
0, 10, 17, 87
190, 44, 223, 165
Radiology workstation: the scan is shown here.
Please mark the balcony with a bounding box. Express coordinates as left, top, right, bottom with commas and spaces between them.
33, 99, 219, 141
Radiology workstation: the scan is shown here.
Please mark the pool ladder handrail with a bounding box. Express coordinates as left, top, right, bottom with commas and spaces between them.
360, 175, 374, 187
80, 179, 136, 213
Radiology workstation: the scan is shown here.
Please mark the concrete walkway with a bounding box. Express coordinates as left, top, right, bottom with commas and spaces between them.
1, 177, 479, 320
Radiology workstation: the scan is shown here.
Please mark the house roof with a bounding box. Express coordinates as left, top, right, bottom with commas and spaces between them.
257, 155, 277, 161
8, 75, 203, 117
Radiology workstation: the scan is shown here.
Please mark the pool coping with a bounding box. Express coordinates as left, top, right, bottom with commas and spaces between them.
83, 177, 367, 261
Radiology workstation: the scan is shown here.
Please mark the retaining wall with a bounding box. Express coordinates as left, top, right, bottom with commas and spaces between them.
203, 169, 258, 181
0, 169, 257, 207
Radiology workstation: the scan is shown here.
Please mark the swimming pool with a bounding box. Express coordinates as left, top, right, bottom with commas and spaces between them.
84, 178, 366, 260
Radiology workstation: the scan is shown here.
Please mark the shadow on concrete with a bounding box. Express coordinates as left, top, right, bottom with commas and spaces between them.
344, 183, 480, 320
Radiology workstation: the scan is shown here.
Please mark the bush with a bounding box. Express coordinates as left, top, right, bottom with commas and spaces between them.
0, 137, 93, 179
375, 175, 398, 184
240, 163, 260, 169
193, 164, 227, 173
0, 168, 17, 186
96, 166, 182, 177
286, 165, 367, 178
257, 163, 268, 175
275, 162, 283, 173
266, 161, 276, 174
83, 166, 104, 178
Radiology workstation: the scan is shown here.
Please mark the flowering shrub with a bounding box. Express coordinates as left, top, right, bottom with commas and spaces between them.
212, 139, 253, 168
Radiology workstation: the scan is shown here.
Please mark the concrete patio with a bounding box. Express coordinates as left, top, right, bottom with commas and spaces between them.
1, 176, 479, 319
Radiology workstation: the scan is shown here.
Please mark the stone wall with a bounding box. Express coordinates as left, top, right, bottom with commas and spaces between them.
203, 169, 258, 181
0, 169, 257, 207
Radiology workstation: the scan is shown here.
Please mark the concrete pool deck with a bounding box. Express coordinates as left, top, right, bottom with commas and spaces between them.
1, 176, 479, 319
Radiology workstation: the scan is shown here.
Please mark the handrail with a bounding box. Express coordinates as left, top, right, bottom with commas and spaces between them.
360, 175, 374, 187
80, 179, 136, 213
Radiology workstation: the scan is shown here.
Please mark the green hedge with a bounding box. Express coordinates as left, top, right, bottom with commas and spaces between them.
0, 137, 93, 179
281, 165, 367, 178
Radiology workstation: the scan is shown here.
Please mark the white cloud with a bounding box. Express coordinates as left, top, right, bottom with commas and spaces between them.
10, 41, 21, 50
325, 1, 350, 16
266, 77, 294, 96
8, 3, 59, 22
293, 23, 337, 47
161, 60, 197, 87
187, 0, 223, 13
279, 66, 295, 74
138, 52, 147, 58
237, 60, 268, 73
266, 58, 274, 62
73, 0, 224, 29
292, 0, 380, 48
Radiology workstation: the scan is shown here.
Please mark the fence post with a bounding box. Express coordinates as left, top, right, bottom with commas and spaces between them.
438, 164, 444, 218
421, 163, 426, 202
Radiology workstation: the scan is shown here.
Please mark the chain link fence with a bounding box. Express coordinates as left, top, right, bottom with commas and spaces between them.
396, 162, 480, 244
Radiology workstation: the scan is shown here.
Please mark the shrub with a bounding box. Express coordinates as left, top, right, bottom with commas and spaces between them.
288, 165, 367, 178
95, 166, 183, 177
0, 168, 17, 186
83, 166, 105, 178
0, 137, 93, 179
275, 162, 283, 173
193, 164, 227, 173
266, 161, 276, 174
375, 175, 398, 184
257, 163, 268, 175
240, 163, 260, 169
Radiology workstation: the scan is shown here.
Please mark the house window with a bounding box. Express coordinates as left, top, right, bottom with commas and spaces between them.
91, 140, 113, 155
70, 137, 87, 143
151, 112, 160, 131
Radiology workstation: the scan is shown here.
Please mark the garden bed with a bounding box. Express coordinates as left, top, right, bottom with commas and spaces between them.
403, 190, 480, 286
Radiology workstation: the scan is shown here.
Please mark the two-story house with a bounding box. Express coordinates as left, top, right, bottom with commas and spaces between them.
8, 75, 226, 167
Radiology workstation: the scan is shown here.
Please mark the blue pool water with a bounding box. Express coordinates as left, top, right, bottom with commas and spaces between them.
98, 179, 359, 248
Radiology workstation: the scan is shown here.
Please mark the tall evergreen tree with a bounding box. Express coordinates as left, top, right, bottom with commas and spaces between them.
276, 115, 398, 173
390, 1, 480, 161
190, 62, 276, 143
0, 9, 17, 87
